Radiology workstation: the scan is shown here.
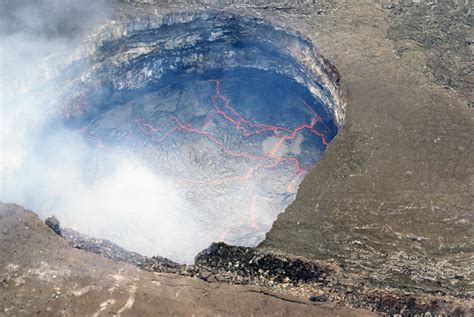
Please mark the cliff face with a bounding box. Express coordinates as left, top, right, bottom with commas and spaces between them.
60, 11, 345, 124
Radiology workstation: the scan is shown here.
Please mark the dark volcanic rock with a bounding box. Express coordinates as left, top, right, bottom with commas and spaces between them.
62, 227, 182, 272
195, 242, 330, 284
309, 295, 328, 302
193, 243, 471, 315
44, 215, 61, 236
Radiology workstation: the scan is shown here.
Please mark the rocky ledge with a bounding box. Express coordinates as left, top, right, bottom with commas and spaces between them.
47, 205, 472, 316
0, 203, 375, 316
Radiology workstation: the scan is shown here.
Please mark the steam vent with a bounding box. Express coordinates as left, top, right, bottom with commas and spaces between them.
1, 1, 473, 316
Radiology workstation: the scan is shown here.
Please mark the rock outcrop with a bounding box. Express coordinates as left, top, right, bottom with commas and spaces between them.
0, 203, 375, 316
35, 207, 472, 315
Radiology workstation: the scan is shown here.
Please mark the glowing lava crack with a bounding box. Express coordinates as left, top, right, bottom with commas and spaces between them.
129, 76, 336, 243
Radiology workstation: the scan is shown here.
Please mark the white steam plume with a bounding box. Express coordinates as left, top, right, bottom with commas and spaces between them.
0, 1, 201, 263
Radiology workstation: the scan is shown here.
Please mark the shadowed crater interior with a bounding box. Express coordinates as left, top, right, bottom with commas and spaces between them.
44, 11, 345, 262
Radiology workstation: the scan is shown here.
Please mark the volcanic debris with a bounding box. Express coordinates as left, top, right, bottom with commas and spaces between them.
44, 215, 61, 236
53, 216, 471, 315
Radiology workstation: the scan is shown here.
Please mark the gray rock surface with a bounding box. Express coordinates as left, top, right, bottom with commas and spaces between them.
40, 212, 474, 314
256, 0, 473, 298
0, 203, 376, 316
380, 0, 473, 102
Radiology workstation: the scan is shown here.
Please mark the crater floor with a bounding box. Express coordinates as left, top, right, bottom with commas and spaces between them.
73, 68, 336, 262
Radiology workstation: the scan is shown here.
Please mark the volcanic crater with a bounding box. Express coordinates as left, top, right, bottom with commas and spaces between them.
51, 11, 345, 262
